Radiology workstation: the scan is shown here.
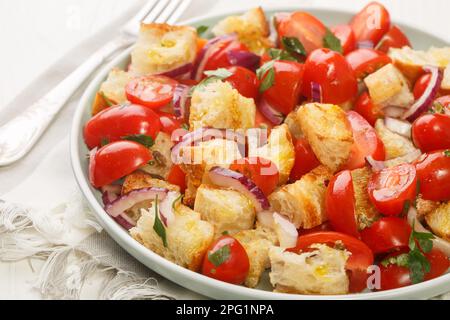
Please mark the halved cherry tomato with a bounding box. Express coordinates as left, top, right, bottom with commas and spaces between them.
435, 95, 450, 109
302, 48, 358, 104
331, 25, 356, 55
89, 141, 152, 188
262, 60, 304, 115
379, 249, 450, 291
290, 231, 374, 293
202, 235, 250, 285
84, 104, 161, 150
345, 110, 386, 170
350, 2, 391, 46
289, 138, 320, 182
224, 66, 259, 100
230, 157, 279, 196
158, 112, 185, 136
360, 217, 411, 255
368, 163, 417, 216
126, 76, 178, 109
203, 39, 249, 74
326, 170, 359, 238
413, 73, 432, 100
412, 113, 450, 153
376, 25, 411, 53
277, 11, 327, 55
167, 165, 187, 193
345, 48, 392, 79
415, 150, 450, 201
354, 92, 382, 126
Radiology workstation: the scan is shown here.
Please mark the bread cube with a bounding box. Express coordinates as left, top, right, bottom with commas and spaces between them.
140, 132, 174, 180
426, 202, 450, 241
92, 69, 132, 115
351, 168, 381, 230
375, 119, 417, 159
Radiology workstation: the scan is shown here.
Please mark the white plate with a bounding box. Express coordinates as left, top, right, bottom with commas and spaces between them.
71, 7, 450, 300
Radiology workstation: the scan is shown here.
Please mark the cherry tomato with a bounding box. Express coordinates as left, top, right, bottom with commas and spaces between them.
290, 231, 374, 293
125, 76, 178, 109
203, 38, 249, 74
412, 113, 450, 153
224, 66, 259, 100
289, 138, 320, 182
379, 249, 450, 290
298, 222, 332, 236
346, 111, 386, 170
84, 104, 161, 150
368, 164, 417, 216
167, 165, 187, 193
89, 141, 152, 188
262, 60, 304, 115
277, 11, 327, 55
360, 217, 411, 254
350, 2, 391, 46
354, 92, 382, 126
413, 73, 432, 100
230, 157, 280, 196
376, 25, 411, 53
202, 235, 250, 285
435, 95, 450, 109
331, 25, 356, 55
345, 48, 392, 79
415, 150, 450, 201
302, 48, 358, 104
158, 112, 185, 136
326, 170, 359, 238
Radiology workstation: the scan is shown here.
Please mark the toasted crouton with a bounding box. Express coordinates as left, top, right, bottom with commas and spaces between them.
194, 185, 256, 237
212, 7, 273, 55
189, 80, 256, 130
248, 124, 295, 185
269, 165, 333, 229
234, 228, 278, 288
122, 171, 180, 195
297, 103, 353, 172
416, 195, 440, 219
140, 132, 174, 180
130, 23, 197, 76
364, 64, 414, 108
130, 198, 214, 271
269, 244, 350, 295
375, 119, 417, 159
92, 69, 132, 115
425, 202, 450, 241
442, 65, 450, 91
283, 111, 304, 140
351, 168, 381, 230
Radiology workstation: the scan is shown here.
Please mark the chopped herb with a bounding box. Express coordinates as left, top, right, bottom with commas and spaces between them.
196, 25, 209, 36
204, 68, 233, 79
268, 48, 298, 62
100, 92, 114, 107
256, 61, 276, 93
122, 134, 154, 148
153, 196, 168, 247
208, 244, 231, 267
407, 223, 435, 283
172, 194, 184, 211
222, 231, 229, 236
281, 37, 306, 57
381, 253, 409, 268
430, 102, 445, 114
100, 137, 110, 147
323, 29, 343, 54
444, 150, 450, 157
181, 123, 190, 131
189, 76, 222, 96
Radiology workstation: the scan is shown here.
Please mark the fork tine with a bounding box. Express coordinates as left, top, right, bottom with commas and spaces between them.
121, 0, 158, 34
155, 0, 183, 23
167, 0, 193, 24
142, 0, 170, 24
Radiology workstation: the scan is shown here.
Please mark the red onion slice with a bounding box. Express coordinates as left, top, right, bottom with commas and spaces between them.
158, 192, 179, 227
311, 82, 323, 103
273, 213, 298, 248
402, 66, 443, 122
365, 156, 386, 172
208, 166, 270, 212
105, 187, 168, 218
227, 50, 261, 72
115, 215, 136, 230
357, 40, 374, 49
159, 63, 193, 79
173, 84, 191, 119
384, 117, 412, 138
258, 99, 284, 125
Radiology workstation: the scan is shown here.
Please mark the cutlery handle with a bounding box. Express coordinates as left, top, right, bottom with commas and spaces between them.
0, 37, 132, 166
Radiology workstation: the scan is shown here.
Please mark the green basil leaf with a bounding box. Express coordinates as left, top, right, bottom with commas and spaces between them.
208, 244, 231, 267
100, 92, 115, 107
258, 67, 275, 93
122, 134, 155, 149
153, 196, 168, 247
323, 28, 343, 54
268, 48, 298, 62
196, 25, 209, 36
444, 150, 450, 157
281, 37, 306, 56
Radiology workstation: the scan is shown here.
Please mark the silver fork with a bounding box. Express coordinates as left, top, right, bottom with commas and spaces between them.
0, 0, 192, 167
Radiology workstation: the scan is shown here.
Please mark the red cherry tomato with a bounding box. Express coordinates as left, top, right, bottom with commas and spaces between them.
289, 138, 320, 182
413, 73, 432, 100
158, 112, 185, 136
345, 111, 386, 170
354, 92, 382, 126
203, 39, 249, 74
262, 60, 304, 115
412, 113, 450, 153
379, 249, 450, 290
298, 222, 332, 236
224, 66, 259, 100
277, 11, 327, 55
360, 217, 411, 254
167, 165, 187, 193
125, 76, 178, 109
435, 95, 450, 109
325, 170, 359, 238
230, 157, 280, 196
303, 48, 358, 104
376, 25, 411, 53
368, 164, 417, 216
290, 231, 374, 293
350, 2, 391, 46
415, 150, 450, 201
331, 25, 356, 55
202, 235, 250, 285
84, 104, 161, 150
89, 141, 152, 188
345, 48, 392, 79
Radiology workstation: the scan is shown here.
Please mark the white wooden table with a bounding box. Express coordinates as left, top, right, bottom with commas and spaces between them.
0, 0, 448, 300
